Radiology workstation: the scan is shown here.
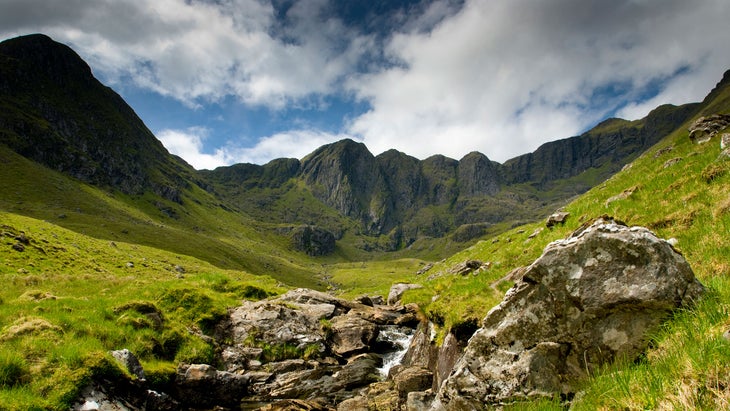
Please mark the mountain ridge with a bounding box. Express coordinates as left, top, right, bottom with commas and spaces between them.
0, 33, 720, 257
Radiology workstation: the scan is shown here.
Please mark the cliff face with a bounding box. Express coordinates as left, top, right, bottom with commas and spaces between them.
501, 103, 698, 187
0, 34, 194, 202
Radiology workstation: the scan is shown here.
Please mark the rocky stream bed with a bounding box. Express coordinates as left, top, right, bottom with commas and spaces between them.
73, 217, 704, 410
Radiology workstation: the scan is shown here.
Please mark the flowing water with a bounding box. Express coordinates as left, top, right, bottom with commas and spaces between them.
377, 325, 416, 378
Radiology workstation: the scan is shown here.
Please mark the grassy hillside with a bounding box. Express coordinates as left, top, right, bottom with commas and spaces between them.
0, 211, 286, 410
401, 97, 730, 408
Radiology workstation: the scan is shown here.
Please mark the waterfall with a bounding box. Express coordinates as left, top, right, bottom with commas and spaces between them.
376, 325, 415, 378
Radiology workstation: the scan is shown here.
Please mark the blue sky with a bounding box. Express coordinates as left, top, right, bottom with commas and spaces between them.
2, 0, 730, 169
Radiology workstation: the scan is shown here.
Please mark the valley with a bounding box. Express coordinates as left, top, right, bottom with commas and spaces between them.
1, 33, 730, 409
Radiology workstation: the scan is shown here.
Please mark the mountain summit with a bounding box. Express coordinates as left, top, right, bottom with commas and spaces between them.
0, 33, 194, 202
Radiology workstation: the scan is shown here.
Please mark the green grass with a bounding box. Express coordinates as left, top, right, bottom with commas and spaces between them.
0, 212, 284, 410
399, 112, 730, 406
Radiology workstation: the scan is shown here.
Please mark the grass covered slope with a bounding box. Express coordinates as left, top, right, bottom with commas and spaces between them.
403, 101, 730, 407
0, 212, 285, 410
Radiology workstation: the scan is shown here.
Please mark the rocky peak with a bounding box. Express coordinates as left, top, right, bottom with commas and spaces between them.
0, 34, 94, 89
421, 155, 459, 205
457, 151, 500, 196
0, 33, 192, 202
300, 139, 388, 232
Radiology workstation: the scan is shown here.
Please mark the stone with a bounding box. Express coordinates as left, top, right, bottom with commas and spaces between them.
605, 185, 638, 206
259, 399, 335, 411
688, 114, 730, 144
436, 217, 705, 408
337, 395, 369, 411
433, 332, 463, 392
11, 242, 24, 252
175, 364, 248, 408
387, 283, 423, 305
722, 133, 730, 150
663, 157, 682, 168
527, 228, 543, 239
393, 366, 433, 395
545, 211, 569, 228
653, 145, 675, 158
330, 314, 379, 356
110, 349, 145, 380
448, 260, 484, 276
407, 391, 435, 411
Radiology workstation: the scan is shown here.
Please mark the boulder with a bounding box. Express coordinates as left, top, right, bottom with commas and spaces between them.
387, 283, 423, 305
175, 364, 248, 408
688, 114, 730, 144
435, 217, 704, 408
407, 391, 435, 411
393, 366, 433, 395
330, 314, 379, 356
545, 211, 569, 228
227, 299, 331, 351
259, 399, 335, 411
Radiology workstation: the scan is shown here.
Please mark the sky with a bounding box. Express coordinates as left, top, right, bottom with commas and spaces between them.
2, 0, 730, 170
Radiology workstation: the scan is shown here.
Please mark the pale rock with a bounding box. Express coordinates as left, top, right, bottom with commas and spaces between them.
435, 217, 704, 409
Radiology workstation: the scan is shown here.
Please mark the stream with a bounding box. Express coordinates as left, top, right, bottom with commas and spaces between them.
377, 325, 416, 378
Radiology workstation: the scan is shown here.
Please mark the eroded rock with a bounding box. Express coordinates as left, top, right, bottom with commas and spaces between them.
688, 114, 730, 144
545, 211, 569, 228
387, 283, 423, 305
435, 217, 705, 409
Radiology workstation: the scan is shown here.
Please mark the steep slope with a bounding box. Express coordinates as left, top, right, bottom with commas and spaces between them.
207, 100, 697, 252
401, 69, 730, 409
0, 34, 194, 202
0, 34, 323, 286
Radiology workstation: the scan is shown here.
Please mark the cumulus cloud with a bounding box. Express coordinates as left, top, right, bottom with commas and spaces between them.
2, 0, 730, 165
347, 0, 730, 161
157, 127, 349, 169
0, 0, 368, 108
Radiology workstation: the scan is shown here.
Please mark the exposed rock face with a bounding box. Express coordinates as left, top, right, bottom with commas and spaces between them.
434, 218, 705, 409
688, 114, 730, 144
290, 225, 336, 256
0, 34, 193, 201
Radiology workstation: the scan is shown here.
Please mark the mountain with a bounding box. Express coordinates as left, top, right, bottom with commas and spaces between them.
204, 103, 698, 248
0, 33, 708, 259
0, 34, 197, 203
2, 33, 730, 410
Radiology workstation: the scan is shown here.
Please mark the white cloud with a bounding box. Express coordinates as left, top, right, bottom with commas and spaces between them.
0, 0, 368, 108
347, 0, 730, 161
3, 0, 730, 166
157, 127, 228, 170
157, 127, 349, 169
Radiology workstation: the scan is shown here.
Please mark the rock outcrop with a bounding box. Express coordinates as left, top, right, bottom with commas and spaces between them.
433, 217, 704, 409
290, 225, 336, 256
688, 114, 730, 144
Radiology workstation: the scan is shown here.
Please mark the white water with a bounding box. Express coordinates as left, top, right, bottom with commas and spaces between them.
377, 326, 415, 378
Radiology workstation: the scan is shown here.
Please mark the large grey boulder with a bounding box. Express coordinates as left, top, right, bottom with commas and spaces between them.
435, 218, 704, 409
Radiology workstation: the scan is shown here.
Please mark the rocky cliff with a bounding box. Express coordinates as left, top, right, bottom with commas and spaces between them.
0, 34, 196, 202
